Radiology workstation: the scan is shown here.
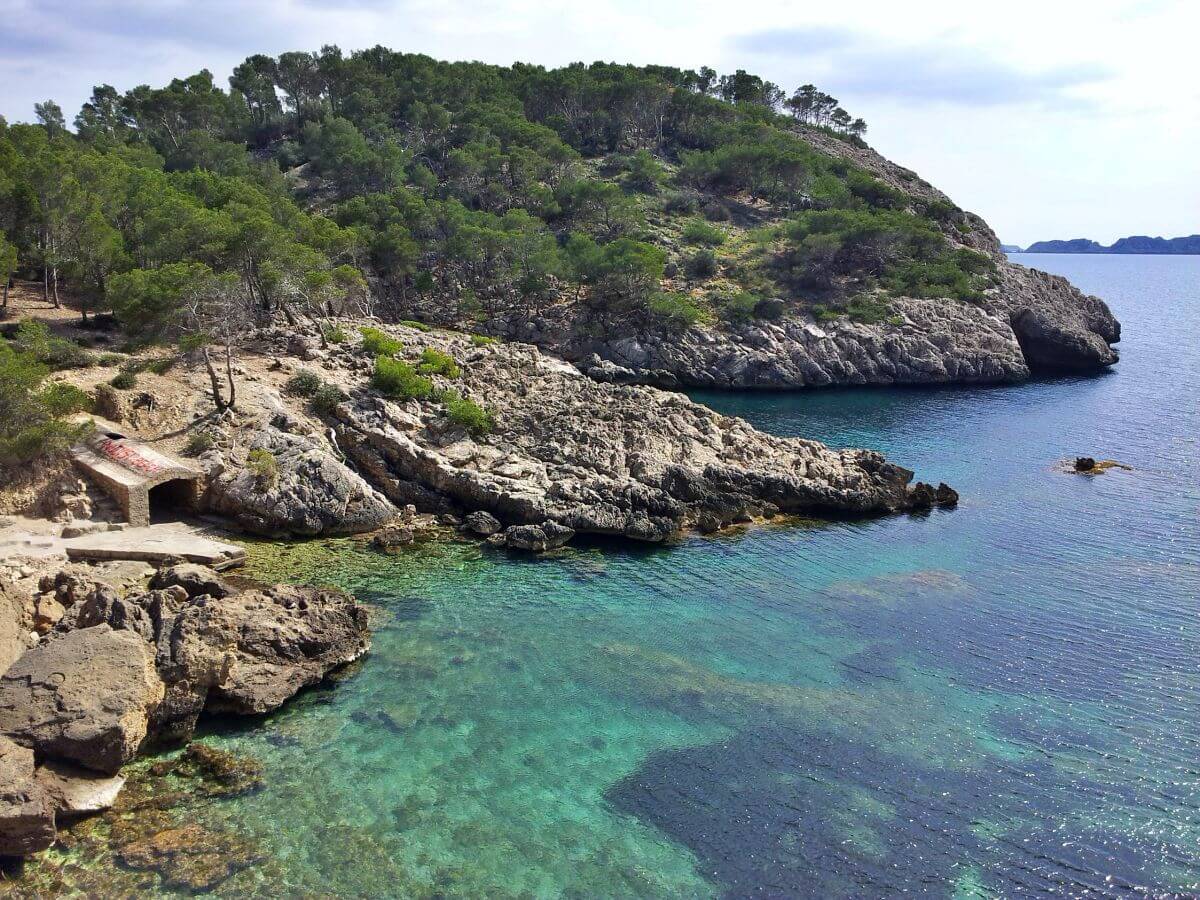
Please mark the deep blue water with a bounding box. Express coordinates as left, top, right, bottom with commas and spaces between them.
204, 253, 1198, 898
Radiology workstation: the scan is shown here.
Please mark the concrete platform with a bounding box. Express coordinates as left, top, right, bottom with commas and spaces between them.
61, 526, 246, 570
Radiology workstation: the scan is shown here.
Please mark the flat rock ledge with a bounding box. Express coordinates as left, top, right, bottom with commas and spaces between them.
0, 564, 369, 857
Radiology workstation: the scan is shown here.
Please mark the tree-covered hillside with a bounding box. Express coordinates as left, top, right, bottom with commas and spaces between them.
1, 48, 996, 346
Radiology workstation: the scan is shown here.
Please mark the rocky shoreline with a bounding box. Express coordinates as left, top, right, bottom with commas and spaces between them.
0, 562, 369, 863
196, 322, 957, 544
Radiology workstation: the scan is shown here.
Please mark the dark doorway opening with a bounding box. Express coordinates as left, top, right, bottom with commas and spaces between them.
148, 478, 197, 523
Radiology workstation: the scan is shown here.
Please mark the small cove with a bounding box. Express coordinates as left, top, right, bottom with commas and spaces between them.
54, 254, 1200, 897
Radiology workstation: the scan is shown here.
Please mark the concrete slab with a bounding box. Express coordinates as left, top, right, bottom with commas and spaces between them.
62, 527, 246, 570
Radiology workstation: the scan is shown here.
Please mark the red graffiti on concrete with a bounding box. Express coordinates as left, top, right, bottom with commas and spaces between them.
96, 438, 165, 476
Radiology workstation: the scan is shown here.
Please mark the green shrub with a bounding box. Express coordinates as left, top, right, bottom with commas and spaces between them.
0, 345, 92, 468
311, 383, 347, 414
399, 319, 431, 332
441, 389, 494, 435
110, 370, 137, 390
647, 292, 710, 330
469, 334, 497, 347
722, 292, 761, 323
360, 326, 403, 356
371, 356, 435, 401
846, 296, 893, 324
417, 347, 460, 378
97, 352, 126, 367
9, 320, 93, 370
146, 356, 176, 375
183, 431, 215, 456
811, 304, 840, 324
39, 383, 93, 416
285, 370, 323, 397
246, 447, 278, 489
684, 249, 717, 279
662, 192, 698, 215
323, 324, 348, 344
682, 220, 726, 247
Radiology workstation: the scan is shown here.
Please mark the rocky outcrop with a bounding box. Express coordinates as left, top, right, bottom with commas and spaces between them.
0, 625, 164, 774
995, 262, 1120, 372
199, 583, 370, 716
0, 564, 369, 859
204, 425, 398, 537
59, 568, 372, 739
252, 325, 949, 546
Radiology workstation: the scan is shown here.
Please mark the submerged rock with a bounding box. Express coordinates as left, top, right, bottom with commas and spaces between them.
0, 625, 164, 774
117, 823, 263, 892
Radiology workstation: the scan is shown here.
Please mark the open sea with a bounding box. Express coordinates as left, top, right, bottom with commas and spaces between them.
196, 253, 1199, 897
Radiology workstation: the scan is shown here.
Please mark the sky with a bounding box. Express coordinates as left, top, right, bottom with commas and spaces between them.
1, 0, 1195, 246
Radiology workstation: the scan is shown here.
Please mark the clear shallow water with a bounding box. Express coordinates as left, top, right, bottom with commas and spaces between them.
198, 254, 1198, 898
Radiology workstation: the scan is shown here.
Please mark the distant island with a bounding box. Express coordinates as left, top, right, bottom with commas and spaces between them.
1020, 235, 1200, 254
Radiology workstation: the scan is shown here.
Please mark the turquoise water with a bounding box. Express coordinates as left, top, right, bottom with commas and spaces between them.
198, 254, 1199, 897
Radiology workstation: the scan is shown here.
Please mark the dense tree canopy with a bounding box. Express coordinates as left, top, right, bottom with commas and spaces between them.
0, 49, 993, 342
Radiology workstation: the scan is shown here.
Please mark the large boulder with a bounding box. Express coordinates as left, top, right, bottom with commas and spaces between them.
203, 584, 370, 715
0, 625, 164, 774
205, 426, 398, 537
0, 735, 55, 856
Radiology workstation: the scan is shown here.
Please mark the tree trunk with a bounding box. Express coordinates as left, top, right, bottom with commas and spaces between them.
2, 277, 9, 308
201, 346, 227, 411
224, 343, 236, 410
281, 303, 297, 327
51, 265, 61, 308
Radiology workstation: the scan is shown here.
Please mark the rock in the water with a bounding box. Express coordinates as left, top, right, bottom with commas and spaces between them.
934, 483, 959, 507
149, 563, 233, 599
205, 425, 398, 537
0, 625, 164, 774
463, 510, 502, 536
0, 735, 56, 856
202, 584, 370, 716
504, 522, 575, 552
371, 524, 414, 548
1074, 456, 1097, 472
34, 759, 126, 816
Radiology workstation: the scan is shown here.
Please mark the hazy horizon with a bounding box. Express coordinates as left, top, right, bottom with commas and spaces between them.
1, 0, 1194, 246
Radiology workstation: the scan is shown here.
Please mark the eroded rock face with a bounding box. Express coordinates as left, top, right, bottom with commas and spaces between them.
0, 582, 33, 675
0, 625, 164, 774
0, 735, 56, 856
575, 295, 1032, 389
205, 425, 398, 537
41, 570, 370, 741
